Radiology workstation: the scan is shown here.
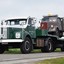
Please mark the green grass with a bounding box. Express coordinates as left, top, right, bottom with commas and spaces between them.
35, 57, 64, 64
4, 48, 61, 54
55, 48, 61, 52
4, 48, 21, 54
4, 48, 41, 54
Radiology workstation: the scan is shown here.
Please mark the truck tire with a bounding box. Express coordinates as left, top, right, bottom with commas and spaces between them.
20, 37, 32, 54
41, 38, 53, 52
0, 44, 5, 54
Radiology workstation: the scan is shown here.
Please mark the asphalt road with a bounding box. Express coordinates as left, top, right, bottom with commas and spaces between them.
0, 52, 64, 64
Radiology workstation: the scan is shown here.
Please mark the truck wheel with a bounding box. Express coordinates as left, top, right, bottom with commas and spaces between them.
41, 38, 53, 52
20, 37, 32, 54
0, 44, 5, 54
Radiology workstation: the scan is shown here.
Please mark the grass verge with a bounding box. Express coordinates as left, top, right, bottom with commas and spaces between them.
4, 48, 61, 54
35, 57, 64, 64
4, 49, 41, 54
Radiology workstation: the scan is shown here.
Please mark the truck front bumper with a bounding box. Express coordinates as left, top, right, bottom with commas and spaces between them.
0, 39, 24, 44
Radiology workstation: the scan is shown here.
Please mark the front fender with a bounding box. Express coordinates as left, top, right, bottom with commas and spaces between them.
22, 29, 32, 40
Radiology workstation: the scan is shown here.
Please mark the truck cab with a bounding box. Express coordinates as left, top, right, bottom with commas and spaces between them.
1, 17, 37, 41
0, 17, 37, 54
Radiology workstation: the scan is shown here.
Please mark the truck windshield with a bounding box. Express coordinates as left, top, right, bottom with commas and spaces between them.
6, 19, 27, 25
49, 17, 57, 22
42, 17, 49, 21
42, 17, 57, 22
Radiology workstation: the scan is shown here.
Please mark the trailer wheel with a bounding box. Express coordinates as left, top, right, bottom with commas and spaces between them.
41, 38, 53, 52
20, 37, 32, 54
0, 44, 5, 54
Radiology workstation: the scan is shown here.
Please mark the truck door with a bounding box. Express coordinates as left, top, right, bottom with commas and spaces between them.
27, 18, 36, 38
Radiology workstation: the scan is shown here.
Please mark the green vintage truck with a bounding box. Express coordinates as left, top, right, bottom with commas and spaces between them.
0, 17, 64, 54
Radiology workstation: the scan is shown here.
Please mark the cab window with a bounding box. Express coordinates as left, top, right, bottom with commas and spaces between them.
19, 20, 26, 25
6, 19, 27, 25
11, 21, 15, 25
28, 18, 32, 24
28, 18, 36, 25
42, 17, 49, 21
49, 17, 57, 22
7, 21, 10, 25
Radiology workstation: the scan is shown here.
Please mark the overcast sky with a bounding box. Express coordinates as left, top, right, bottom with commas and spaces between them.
0, 0, 64, 20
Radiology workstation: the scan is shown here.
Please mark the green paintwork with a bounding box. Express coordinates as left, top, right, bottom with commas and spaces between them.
7, 26, 36, 40
36, 29, 48, 36
25, 26, 36, 38
7, 28, 22, 39
7, 26, 48, 39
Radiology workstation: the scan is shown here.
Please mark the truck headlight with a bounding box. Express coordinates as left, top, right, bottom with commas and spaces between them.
15, 32, 21, 38
51, 25, 54, 28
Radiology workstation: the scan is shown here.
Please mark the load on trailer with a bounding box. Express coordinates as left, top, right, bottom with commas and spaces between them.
0, 16, 64, 54
42, 15, 64, 37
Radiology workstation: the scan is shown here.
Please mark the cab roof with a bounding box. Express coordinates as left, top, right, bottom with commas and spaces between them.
6, 18, 27, 21
5, 16, 36, 21
43, 15, 58, 18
